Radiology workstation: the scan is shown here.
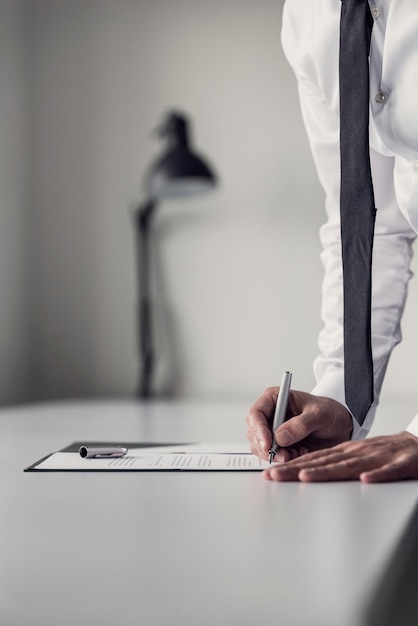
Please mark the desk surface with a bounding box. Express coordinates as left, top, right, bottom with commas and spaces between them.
1, 399, 417, 626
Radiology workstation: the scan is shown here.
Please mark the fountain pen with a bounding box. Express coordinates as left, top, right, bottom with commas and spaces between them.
268, 371, 292, 463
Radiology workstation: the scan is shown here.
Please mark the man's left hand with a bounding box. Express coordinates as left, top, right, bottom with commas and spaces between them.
263, 431, 418, 482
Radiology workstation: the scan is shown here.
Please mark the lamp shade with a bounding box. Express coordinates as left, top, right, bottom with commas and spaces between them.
145, 112, 217, 200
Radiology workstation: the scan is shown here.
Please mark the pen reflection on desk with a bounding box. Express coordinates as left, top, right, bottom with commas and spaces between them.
268, 371, 292, 464
79, 446, 128, 459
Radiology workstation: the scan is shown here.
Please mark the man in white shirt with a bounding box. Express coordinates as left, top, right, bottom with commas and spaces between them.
246, 0, 418, 481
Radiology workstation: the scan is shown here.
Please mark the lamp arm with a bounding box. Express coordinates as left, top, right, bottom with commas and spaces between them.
135, 199, 156, 398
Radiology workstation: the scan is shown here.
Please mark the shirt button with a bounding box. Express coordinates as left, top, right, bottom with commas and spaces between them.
371, 7, 380, 19
375, 92, 388, 104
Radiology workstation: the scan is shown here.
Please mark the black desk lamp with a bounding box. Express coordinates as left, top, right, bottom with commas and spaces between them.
134, 112, 217, 398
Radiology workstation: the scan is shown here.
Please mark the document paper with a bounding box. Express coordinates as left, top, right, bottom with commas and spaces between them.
28, 444, 272, 471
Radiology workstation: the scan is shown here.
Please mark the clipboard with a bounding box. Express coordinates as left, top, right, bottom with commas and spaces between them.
24, 441, 270, 472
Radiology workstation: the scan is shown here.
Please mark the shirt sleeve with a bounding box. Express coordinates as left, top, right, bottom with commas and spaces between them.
281, 2, 417, 439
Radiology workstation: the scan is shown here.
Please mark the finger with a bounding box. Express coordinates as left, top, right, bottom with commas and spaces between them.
246, 387, 278, 429
246, 388, 278, 458
274, 444, 315, 463
275, 447, 299, 463
246, 421, 273, 459
298, 456, 380, 482
265, 450, 377, 481
279, 447, 350, 468
360, 461, 417, 483
263, 465, 301, 482
264, 452, 347, 482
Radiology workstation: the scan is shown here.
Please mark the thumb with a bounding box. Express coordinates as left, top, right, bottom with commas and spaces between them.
275, 412, 326, 447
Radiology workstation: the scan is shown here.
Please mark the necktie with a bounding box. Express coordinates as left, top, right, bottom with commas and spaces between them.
339, 0, 375, 425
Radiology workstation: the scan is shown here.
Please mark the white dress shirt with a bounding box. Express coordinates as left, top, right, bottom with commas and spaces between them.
281, 0, 418, 438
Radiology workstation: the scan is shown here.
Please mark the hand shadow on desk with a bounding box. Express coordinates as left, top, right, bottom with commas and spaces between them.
364, 499, 418, 626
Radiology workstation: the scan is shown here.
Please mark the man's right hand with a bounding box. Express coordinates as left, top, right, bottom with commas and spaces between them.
246, 387, 353, 462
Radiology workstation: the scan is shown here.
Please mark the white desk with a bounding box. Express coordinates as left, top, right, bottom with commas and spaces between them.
1, 399, 417, 626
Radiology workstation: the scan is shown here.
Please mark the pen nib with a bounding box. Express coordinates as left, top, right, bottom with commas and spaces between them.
268, 451, 276, 464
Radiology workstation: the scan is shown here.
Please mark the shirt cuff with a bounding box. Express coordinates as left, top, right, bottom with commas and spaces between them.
405, 414, 418, 438
310, 368, 377, 440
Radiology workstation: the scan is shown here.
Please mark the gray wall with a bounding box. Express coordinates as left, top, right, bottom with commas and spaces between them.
0, 0, 31, 404
1, 0, 417, 413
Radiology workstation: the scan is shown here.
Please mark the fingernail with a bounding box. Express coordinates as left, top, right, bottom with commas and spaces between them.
302, 467, 316, 474
258, 439, 266, 450
277, 431, 291, 446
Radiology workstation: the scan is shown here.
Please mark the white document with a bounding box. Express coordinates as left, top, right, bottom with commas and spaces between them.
30, 444, 271, 471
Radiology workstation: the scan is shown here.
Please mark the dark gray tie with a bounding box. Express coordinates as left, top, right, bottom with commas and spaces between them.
339, 0, 375, 424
